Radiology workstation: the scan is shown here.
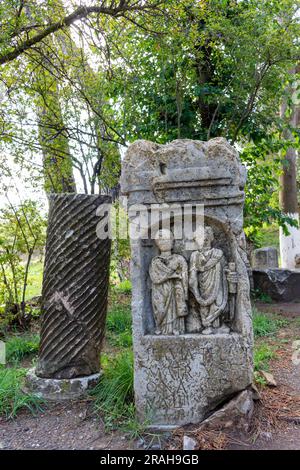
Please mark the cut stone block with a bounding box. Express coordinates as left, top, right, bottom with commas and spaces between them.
253, 268, 300, 302
251, 247, 279, 269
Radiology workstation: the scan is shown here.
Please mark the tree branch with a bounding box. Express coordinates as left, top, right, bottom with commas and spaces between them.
0, 2, 161, 66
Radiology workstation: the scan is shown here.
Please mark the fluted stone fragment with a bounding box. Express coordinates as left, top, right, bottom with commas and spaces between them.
36, 194, 111, 379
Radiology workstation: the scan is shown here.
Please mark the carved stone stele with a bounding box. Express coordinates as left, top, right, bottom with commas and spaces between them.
121, 138, 253, 428
36, 194, 111, 380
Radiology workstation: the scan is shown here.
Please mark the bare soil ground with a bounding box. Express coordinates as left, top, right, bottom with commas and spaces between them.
0, 400, 133, 450
1, 302, 300, 451
228, 318, 300, 450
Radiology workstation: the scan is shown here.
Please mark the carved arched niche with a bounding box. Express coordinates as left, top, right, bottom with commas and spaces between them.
140, 213, 249, 336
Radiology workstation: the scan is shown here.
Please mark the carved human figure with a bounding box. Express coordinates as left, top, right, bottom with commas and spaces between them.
189, 227, 233, 335
149, 229, 188, 335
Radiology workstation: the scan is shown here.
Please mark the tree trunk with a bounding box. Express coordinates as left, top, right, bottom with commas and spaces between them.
37, 82, 77, 194
25, 3, 76, 194
279, 67, 300, 269
194, 42, 216, 134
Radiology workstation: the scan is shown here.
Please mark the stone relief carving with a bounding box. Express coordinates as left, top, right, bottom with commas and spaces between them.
149, 229, 188, 335
149, 226, 239, 335
122, 138, 253, 427
189, 226, 230, 335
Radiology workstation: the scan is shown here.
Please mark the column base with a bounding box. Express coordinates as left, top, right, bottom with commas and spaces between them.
24, 368, 100, 401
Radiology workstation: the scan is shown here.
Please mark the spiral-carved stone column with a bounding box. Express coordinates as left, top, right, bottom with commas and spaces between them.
26, 194, 111, 399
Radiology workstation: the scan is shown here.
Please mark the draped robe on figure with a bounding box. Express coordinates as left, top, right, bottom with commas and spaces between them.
189, 248, 228, 328
149, 254, 188, 335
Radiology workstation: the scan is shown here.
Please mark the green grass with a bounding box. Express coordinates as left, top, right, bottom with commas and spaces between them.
91, 350, 134, 430
107, 330, 133, 348
254, 343, 276, 372
26, 260, 43, 300
5, 334, 40, 365
0, 367, 44, 419
91, 348, 154, 439
118, 403, 155, 440
252, 310, 288, 385
106, 304, 132, 348
106, 305, 132, 334
253, 310, 288, 337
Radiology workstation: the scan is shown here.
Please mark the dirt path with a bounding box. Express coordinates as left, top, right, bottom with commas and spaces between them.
1, 304, 300, 451
0, 400, 132, 450
229, 315, 300, 450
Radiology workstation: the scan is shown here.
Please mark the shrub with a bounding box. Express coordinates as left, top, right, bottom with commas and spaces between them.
0, 200, 46, 329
